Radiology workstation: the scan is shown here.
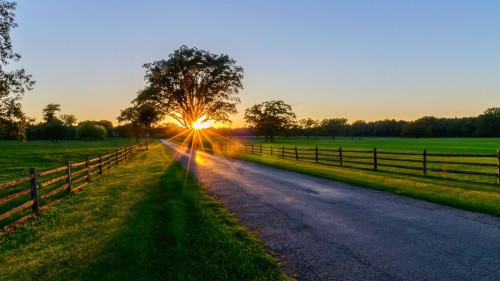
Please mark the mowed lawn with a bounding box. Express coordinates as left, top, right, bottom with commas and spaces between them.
0, 141, 289, 280
0, 139, 142, 183
226, 137, 500, 216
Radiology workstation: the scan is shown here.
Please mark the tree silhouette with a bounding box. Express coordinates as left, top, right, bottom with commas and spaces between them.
321, 118, 348, 139
135, 46, 243, 128
42, 103, 61, 122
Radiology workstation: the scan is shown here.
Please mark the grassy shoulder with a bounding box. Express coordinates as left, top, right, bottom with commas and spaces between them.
0, 141, 290, 280
226, 152, 500, 216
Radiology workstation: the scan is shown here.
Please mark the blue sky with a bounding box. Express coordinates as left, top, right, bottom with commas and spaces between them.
12, 0, 500, 126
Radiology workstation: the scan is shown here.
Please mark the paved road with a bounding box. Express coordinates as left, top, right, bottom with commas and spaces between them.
163, 141, 500, 281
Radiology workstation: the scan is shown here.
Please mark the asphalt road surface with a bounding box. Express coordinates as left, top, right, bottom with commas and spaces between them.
163, 141, 500, 281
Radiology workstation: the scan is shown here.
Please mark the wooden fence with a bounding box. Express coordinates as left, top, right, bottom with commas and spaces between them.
0, 143, 145, 232
233, 144, 500, 185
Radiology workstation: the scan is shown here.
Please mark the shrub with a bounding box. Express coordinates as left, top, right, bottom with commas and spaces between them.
76, 122, 107, 140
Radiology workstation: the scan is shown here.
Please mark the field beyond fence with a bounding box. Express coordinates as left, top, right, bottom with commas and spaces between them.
0, 143, 145, 231
212, 142, 500, 185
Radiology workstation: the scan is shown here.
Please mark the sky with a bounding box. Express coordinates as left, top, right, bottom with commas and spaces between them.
11, 0, 500, 127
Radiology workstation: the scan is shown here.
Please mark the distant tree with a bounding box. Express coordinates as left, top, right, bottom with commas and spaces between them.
42, 103, 61, 122
76, 121, 107, 140
43, 119, 66, 142
117, 107, 141, 141
135, 45, 243, 128
298, 118, 319, 139
475, 107, 500, 137
401, 116, 437, 138
321, 118, 348, 139
0, 1, 35, 140
348, 120, 373, 136
372, 119, 406, 137
244, 100, 296, 142
60, 114, 77, 126
93, 120, 114, 137
60, 114, 77, 139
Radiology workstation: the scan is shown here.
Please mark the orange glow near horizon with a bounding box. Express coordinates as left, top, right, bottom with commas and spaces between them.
191, 116, 214, 130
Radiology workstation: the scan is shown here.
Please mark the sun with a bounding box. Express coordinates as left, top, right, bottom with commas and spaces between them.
191, 116, 213, 130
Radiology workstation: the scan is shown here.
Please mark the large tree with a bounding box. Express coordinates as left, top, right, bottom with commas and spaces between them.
135, 45, 243, 128
244, 100, 296, 142
0, 1, 35, 140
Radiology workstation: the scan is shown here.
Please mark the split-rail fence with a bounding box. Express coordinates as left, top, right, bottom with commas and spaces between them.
0, 143, 144, 232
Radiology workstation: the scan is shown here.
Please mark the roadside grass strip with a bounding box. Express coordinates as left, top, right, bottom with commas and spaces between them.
0, 142, 290, 280
229, 152, 500, 216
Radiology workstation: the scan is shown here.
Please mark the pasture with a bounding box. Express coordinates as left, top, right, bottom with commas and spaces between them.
224, 137, 500, 216
0, 141, 288, 280
238, 136, 500, 153
0, 139, 140, 183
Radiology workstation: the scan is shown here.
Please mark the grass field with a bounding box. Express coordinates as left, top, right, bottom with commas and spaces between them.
0, 141, 289, 280
0, 139, 141, 183
222, 137, 500, 216
237, 136, 500, 153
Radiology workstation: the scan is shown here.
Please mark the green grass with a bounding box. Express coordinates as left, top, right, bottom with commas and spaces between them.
0, 141, 290, 280
237, 136, 500, 153
0, 139, 143, 183
224, 137, 500, 216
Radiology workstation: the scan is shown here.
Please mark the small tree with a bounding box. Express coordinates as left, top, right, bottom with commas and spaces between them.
321, 118, 348, 139
244, 100, 296, 142
117, 103, 161, 141
42, 103, 60, 122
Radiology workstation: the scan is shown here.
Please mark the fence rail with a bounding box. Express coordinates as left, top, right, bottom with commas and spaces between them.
228, 143, 500, 185
0, 143, 145, 232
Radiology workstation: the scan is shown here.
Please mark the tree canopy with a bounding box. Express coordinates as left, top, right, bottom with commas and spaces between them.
321, 118, 348, 139
42, 103, 61, 122
134, 45, 243, 128
244, 100, 296, 142
0, 1, 35, 140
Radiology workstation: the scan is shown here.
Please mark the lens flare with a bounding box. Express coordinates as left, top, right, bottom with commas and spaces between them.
191, 116, 213, 130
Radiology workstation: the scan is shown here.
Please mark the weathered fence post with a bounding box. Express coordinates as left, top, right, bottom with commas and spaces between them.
146, 135, 149, 150
423, 149, 427, 176
271, 145, 273, 156
251, 144, 254, 154
30, 168, 39, 213
497, 149, 499, 184
295, 147, 298, 161
315, 146, 318, 163
98, 154, 103, 175
373, 148, 378, 171
107, 152, 111, 170
282, 146, 285, 159
115, 149, 119, 165
86, 157, 90, 182
260, 144, 262, 155
66, 160, 72, 193
339, 147, 343, 166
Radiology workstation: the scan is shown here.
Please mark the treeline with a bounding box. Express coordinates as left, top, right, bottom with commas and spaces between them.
216, 107, 500, 138
342, 107, 499, 138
